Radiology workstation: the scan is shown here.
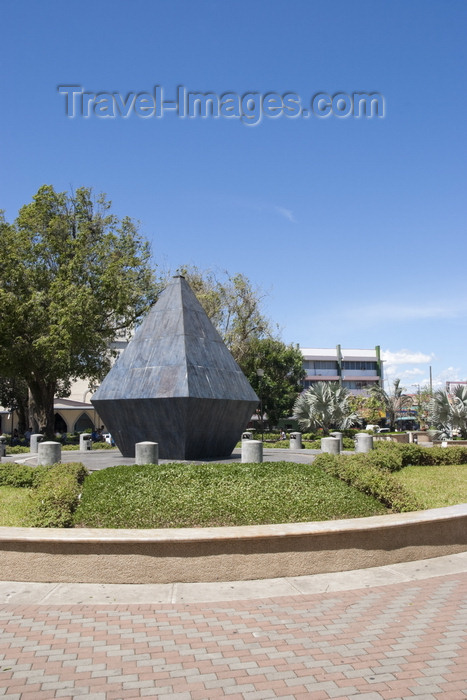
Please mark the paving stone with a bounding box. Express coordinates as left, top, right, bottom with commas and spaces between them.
0, 571, 466, 700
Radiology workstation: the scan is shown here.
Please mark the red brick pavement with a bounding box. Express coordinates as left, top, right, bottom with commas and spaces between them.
0, 573, 466, 699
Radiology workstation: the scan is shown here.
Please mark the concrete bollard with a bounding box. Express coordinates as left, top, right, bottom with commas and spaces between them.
30, 434, 43, 454
135, 441, 159, 465
289, 432, 302, 450
321, 437, 341, 454
242, 431, 253, 440
79, 433, 92, 451
242, 439, 263, 463
355, 433, 374, 453
0, 437, 6, 459
330, 432, 343, 451
37, 441, 61, 466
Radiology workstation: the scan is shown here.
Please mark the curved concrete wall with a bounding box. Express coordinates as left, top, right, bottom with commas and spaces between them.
1, 504, 466, 584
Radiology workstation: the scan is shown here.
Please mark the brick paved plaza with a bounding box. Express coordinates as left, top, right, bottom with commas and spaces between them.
1, 570, 466, 699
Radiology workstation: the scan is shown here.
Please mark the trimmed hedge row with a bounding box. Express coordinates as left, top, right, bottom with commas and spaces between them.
25, 463, 88, 528
4, 446, 30, 455
373, 441, 467, 470
269, 437, 355, 450
0, 461, 88, 526
312, 452, 422, 512
0, 463, 38, 488
314, 442, 467, 512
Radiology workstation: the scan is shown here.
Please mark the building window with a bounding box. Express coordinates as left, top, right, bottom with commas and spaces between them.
342, 361, 377, 370
303, 360, 339, 370
343, 380, 375, 391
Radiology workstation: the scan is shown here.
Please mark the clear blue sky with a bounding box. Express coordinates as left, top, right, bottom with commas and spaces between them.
2, 0, 466, 392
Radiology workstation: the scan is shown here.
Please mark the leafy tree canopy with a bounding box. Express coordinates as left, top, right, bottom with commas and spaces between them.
410, 385, 432, 429
348, 394, 385, 427
239, 337, 306, 428
0, 185, 159, 435
178, 265, 271, 363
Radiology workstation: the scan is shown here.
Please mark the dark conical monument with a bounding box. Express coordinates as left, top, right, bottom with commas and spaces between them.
91, 275, 259, 459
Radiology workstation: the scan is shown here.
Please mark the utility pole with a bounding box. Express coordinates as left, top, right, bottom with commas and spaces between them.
256, 368, 264, 441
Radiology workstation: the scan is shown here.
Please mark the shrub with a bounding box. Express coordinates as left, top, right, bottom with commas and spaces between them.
25, 462, 88, 528
305, 440, 321, 449
430, 445, 467, 465
373, 441, 467, 468
0, 463, 38, 488
313, 453, 422, 512
91, 441, 116, 450
393, 444, 428, 467
365, 449, 404, 472
5, 445, 30, 455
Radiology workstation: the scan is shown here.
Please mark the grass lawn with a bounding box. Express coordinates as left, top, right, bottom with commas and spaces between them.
396, 463, 467, 508
4, 460, 466, 530
0, 486, 32, 526
73, 461, 387, 528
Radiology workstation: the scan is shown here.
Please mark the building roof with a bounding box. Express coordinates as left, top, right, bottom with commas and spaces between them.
53, 398, 94, 410
300, 348, 378, 360
1, 398, 94, 414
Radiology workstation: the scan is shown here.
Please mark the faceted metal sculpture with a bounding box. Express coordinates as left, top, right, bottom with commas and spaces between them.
91, 275, 259, 459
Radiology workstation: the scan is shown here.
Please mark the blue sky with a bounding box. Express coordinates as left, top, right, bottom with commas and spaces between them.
1, 0, 466, 393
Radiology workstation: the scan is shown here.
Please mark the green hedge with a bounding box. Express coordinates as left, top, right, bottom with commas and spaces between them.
0, 463, 41, 488
25, 462, 88, 528
373, 441, 467, 468
5, 445, 30, 455
269, 437, 355, 450
312, 452, 423, 512
314, 442, 467, 512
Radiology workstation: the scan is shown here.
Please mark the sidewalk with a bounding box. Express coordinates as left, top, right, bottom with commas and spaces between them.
1, 555, 466, 699
2, 449, 467, 698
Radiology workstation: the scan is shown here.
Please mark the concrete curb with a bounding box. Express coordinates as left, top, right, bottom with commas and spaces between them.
1, 552, 466, 605
1, 504, 466, 584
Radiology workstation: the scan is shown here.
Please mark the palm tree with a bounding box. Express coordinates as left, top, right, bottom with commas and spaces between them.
292, 382, 358, 434
370, 378, 411, 431
429, 385, 467, 438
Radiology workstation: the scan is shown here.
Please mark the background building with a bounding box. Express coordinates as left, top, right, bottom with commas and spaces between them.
446, 381, 467, 394
300, 345, 383, 396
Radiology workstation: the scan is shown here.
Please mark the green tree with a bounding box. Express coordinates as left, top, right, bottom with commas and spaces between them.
179, 266, 271, 363
0, 376, 29, 435
429, 385, 467, 438
0, 186, 159, 437
410, 385, 432, 428
348, 394, 385, 427
239, 338, 306, 428
292, 382, 359, 435
370, 378, 411, 431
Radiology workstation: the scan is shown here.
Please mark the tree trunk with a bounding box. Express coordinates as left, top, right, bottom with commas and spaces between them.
28, 379, 56, 438
27, 388, 40, 433
15, 393, 29, 436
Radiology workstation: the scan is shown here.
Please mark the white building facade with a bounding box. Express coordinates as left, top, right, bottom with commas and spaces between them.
300, 345, 383, 396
